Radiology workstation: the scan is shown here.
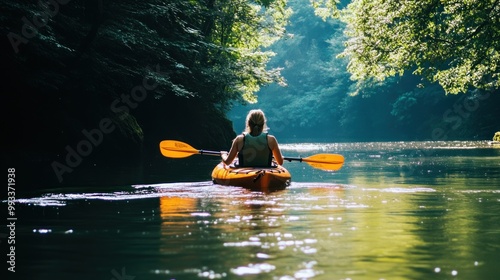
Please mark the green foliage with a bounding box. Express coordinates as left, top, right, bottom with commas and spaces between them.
313, 0, 500, 94
191, 0, 292, 105
2, 0, 294, 160
230, 0, 500, 142
391, 92, 418, 123
3, 0, 291, 108
310, 0, 342, 19
231, 0, 351, 140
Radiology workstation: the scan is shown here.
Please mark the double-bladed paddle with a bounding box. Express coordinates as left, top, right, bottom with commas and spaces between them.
159, 140, 344, 171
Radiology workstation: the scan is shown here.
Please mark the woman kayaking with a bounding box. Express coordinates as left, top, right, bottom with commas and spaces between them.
222, 109, 284, 167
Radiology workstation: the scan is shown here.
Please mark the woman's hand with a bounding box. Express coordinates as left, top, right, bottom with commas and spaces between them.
220, 151, 229, 164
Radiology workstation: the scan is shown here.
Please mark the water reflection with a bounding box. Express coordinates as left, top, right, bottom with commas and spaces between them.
159, 196, 198, 217
153, 185, 440, 278
11, 141, 500, 279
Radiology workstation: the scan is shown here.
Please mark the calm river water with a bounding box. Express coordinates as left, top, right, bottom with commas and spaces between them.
8, 141, 500, 279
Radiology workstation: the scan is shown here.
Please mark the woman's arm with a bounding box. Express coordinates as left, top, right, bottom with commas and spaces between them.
268, 135, 284, 165
222, 135, 243, 165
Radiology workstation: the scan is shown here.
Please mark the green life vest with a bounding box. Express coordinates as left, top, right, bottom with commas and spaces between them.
238, 133, 272, 167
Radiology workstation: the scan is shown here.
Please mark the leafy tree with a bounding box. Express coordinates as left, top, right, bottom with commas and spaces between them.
2, 0, 291, 141
312, 0, 500, 94
228, 0, 500, 143
230, 0, 351, 140
2, 0, 293, 186
186, 0, 291, 105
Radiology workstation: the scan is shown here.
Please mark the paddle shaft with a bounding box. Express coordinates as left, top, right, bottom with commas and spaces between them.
203, 153, 296, 162
284, 156, 304, 162
192, 150, 293, 162
196, 150, 221, 156
284, 156, 343, 164
160, 140, 344, 171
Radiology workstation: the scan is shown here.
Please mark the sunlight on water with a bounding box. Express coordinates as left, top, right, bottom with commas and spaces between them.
9, 141, 500, 279
280, 140, 496, 152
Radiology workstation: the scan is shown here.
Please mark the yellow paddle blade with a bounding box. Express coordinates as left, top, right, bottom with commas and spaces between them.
302, 153, 345, 171
159, 140, 199, 158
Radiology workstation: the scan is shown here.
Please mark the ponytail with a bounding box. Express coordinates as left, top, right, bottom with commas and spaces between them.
244, 109, 268, 134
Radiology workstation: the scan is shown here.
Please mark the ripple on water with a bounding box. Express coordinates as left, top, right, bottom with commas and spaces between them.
231, 263, 276, 276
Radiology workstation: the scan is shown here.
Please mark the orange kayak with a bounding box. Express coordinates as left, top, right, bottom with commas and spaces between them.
211, 163, 291, 192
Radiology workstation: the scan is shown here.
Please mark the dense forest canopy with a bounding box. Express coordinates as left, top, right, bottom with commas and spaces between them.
312, 0, 500, 94
2, 0, 291, 187
231, 0, 500, 142
3, 0, 291, 142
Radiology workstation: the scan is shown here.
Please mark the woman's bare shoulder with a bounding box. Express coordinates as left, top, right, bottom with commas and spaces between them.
267, 134, 277, 140
233, 134, 245, 146
267, 134, 279, 145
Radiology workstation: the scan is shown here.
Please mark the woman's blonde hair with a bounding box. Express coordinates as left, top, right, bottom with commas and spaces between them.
244, 109, 268, 134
